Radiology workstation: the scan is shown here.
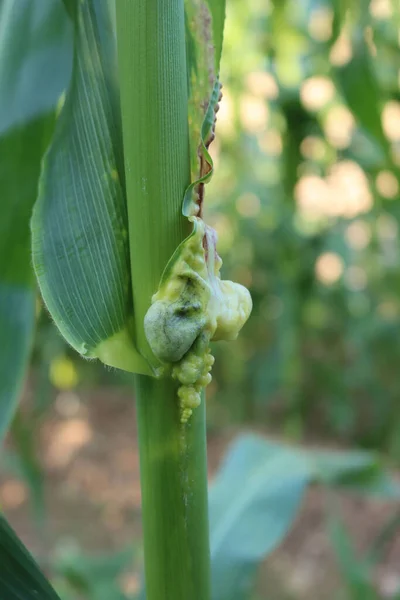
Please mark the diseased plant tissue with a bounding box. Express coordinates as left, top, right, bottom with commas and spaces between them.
145, 215, 252, 422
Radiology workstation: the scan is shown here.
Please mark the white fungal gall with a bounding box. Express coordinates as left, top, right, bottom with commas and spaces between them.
210, 279, 253, 341
144, 216, 252, 423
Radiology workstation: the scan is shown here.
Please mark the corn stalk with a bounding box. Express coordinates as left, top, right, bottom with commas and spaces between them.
116, 2, 210, 598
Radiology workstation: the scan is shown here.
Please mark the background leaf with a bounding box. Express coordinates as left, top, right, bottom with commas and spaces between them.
0, 3, 72, 596
52, 545, 134, 600
209, 438, 307, 600
334, 0, 389, 161
0, 1, 72, 443
209, 434, 399, 600
0, 515, 60, 599
0, 0, 72, 136
328, 515, 379, 600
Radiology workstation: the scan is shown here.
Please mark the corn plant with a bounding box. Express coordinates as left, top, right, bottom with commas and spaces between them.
2, 2, 400, 600
1, 0, 251, 598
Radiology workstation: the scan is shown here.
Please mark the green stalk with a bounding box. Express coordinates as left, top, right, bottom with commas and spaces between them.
116, 2, 211, 599
135, 380, 210, 599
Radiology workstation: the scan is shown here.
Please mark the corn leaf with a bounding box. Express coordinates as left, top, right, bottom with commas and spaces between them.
207, 0, 226, 72
31, 0, 151, 376
333, 0, 389, 160
337, 43, 388, 159
328, 515, 379, 600
0, 0, 72, 136
53, 545, 134, 600
209, 434, 399, 600
0, 1, 73, 442
0, 3, 72, 595
0, 515, 60, 599
184, 0, 226, 213
8, 410, 45, 520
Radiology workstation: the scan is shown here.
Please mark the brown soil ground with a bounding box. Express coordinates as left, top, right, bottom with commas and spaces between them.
0, 385, 399, 599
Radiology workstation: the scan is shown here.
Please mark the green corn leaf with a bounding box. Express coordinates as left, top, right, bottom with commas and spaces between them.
209, 434, 398, 600
331, 0, 349, 45
0, 287, 35, 445
53, 545, 134, 599
182, 81, 222, 217
0, 119, 51, 444
0, 0, 72, 136
8, 410, 45, 520
337, 43, 388, 158
31, 0, 151, 376
209, 437, 308, 600
207, 0, 226, 73
0, 515, 60, 599
328, 515, 379, 600
0, 1, 73, 443
333, 0, 390, 160
184, 0, 226, 215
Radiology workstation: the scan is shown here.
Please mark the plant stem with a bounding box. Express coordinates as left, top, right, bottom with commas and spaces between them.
116, 2, 211, 599
135, 379, 210, 599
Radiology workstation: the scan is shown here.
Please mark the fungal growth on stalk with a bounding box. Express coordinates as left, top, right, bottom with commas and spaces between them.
144, 85, 252, 422
145, 217, 252, 422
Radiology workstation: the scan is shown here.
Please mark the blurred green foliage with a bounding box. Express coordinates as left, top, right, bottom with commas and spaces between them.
201, 0, 400, 458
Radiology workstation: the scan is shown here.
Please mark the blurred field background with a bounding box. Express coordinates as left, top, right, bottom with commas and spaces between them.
1, 0, 400, 598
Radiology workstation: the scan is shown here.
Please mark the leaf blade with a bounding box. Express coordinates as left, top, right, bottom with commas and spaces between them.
0, 1, 72, 442
209, 434, 398, 600
206, 0, 226, 72
0, 515, 60, 600
31, 0, 150, 375
184, 0, 226, 211
0, 0, 72, 136
0, 287, 35, 443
